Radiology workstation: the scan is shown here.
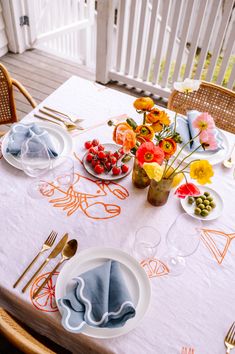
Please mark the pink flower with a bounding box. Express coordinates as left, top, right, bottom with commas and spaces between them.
193, 113, 215, 132
200, 130, 218, 150
175, 183, 201, 199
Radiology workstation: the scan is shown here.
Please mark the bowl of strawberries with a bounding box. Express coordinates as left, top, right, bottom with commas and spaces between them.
83, 139, 133, 180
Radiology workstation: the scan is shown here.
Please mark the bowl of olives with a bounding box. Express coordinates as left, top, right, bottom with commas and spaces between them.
180, 187, 223, 221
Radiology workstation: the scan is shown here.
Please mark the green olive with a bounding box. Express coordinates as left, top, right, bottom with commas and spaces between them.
195, 208, 201, 215
210, 201, 216, 208
207, 196, 213, 202
206, 205, 212, 212
188, 197, 195, 205
204, 200, 210, 206
201, 209, 209, 217
200, 195, 206, 200
198, 203, 205, 209
196, 198, 202, 204
204, 192, 210, 197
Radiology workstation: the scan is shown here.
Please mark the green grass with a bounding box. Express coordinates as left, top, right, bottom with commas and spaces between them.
149, 52, 235, 90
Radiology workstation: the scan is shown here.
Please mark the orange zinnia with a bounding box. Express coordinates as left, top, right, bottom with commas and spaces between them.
159, 138, 177, 159
135, 124, 154, 142
147, 110, 170, 132
133, 97, 154, 111
113, 122, 132, 145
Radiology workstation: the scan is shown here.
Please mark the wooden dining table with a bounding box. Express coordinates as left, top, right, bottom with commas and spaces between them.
0, 76, 235, 354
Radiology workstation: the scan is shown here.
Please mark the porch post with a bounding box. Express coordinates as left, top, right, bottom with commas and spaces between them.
96, 0, 113, 84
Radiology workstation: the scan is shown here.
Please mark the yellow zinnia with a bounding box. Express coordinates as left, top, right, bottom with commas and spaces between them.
143, 162, 164, 182
190, 160, 214, 185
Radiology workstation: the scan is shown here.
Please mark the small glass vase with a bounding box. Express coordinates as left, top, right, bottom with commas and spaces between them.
147, 178, 173, 206
132, 158, 150, 189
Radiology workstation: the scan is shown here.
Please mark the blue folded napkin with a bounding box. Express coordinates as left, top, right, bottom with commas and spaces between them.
6, 123, 58, 158
58, 260, 136, 333
176, 110, 223, 152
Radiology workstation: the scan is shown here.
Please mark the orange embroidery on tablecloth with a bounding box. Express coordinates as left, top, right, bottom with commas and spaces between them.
201, 229, 235, 264
30, 272, 59, 312
140, 258, 169, 278
41, 173, 129, 220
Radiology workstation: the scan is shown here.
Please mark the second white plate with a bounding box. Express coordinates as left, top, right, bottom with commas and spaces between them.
55, 247, 151, 339
180, 186, 224, 221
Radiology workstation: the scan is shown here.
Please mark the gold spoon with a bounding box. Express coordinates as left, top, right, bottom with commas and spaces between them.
223, 143, 235, 168
32, 239, 78, 299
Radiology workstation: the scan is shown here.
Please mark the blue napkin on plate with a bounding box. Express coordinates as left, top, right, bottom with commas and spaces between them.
58, 260, 136, 333
177, 110, 223, 152
6, 123, 58, 158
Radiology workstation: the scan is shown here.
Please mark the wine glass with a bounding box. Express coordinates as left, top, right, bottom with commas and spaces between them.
52, 156, 74, 190
21, 136, 51, 198
133, 226, 161, 263
163, 213, 202, 276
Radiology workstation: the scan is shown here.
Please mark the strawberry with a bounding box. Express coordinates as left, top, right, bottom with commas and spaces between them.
98, 144, 105, 151
92, 139, 99, 146
110, 156, 117, 165
98, 151, 106, 159
86, 153, 93, 162
121, 164, 129, 173
94, 164, 104, 174
112, 166, 121, 175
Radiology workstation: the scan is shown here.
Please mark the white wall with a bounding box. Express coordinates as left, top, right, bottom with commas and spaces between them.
0, 0, 8, 57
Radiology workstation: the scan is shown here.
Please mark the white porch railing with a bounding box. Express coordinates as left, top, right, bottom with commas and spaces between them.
97, 0, 235, 97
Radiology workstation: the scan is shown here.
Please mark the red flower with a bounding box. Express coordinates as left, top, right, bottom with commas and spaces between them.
136, 142, 164, 167
175, 183, 201, 199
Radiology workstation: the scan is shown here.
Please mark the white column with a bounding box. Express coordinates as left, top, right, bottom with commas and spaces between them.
96, 0, 113, 84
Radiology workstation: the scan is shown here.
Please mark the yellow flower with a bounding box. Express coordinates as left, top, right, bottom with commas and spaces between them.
143, 162, 164, 182
164, 166, 184, 187
135, 124, 154, 142
190, 160, 214, 185
133, 97, 154, 111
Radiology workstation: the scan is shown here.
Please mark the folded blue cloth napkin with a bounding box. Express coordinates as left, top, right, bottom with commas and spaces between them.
58, 260, 136, 333
177, 110, 223, 152
6, 123, 58, 158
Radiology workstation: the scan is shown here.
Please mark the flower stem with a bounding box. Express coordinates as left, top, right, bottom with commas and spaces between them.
165, 131, 201, 176
143, 112, 146, 125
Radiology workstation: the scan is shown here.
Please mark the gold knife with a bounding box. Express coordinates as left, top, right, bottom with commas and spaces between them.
22, 233, 68, 293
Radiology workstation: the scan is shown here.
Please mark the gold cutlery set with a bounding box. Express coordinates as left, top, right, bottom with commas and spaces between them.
34, 106, 84, 131
13, 231, 78, 298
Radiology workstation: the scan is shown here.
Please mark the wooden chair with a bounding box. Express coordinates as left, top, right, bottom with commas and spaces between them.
0, 63, 37, 126
167, 81, 235, 134
0, 308, 56, 354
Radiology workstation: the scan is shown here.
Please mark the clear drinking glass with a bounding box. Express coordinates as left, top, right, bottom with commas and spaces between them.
52, 156, 74, 190
163, 213, 202, 276
133, 226, 161, 262
21, 137, 51, 198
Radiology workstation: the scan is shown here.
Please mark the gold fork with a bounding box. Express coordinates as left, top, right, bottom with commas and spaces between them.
225, 322, 235, 353
38, 109, 80, 130
13, 230, 57, 288
181, 347, 195, 354
43, 106, 84, 123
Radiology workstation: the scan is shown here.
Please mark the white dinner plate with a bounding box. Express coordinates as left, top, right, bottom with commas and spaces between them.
1, 121, 73, 170
55, 247, 151, 339
178, 129, 229, 165
83, 143, 133, 181
180, 186, 223, 221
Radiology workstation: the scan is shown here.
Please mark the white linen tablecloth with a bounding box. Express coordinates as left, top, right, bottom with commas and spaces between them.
0, 76, 235, 354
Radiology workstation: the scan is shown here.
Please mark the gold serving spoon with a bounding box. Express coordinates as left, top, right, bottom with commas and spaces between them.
223, 143, 235, 168
32, 239, 78, 299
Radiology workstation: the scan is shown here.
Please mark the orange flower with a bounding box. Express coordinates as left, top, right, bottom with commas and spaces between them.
122, 130, 136, 153
113, 122, 132, 145
133, 97, 154, 111
147, 110, 170, 132
135, 125, 154, 142
159, 138, 177, 159
136, 142, 164, 167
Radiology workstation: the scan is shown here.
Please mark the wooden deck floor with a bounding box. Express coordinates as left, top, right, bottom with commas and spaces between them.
0, 48, 166, 120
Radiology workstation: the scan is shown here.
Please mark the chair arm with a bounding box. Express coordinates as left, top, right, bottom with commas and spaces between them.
12, 79, 37, 108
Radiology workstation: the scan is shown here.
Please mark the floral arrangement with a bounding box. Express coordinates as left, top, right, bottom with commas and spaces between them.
108, 79, 215, 206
